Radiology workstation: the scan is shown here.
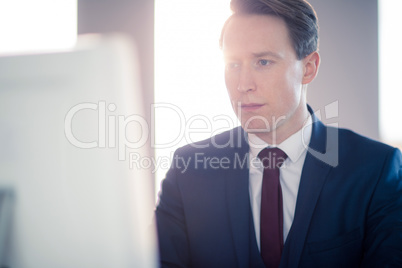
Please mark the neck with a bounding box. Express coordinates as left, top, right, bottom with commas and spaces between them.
255, 103, 309, 145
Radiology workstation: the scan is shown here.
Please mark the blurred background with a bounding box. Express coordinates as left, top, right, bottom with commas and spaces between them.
0, 0, 401, 198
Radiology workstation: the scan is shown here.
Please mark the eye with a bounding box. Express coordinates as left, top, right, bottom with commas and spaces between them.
258, 59, 271, 66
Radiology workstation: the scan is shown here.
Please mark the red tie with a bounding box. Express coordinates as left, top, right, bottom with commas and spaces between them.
258, 147, 287, 268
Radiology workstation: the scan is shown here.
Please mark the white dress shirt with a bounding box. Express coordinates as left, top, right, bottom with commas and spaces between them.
248, 116, 312, 250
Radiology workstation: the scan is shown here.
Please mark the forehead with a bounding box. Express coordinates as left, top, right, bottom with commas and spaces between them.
222, 14, 294, 58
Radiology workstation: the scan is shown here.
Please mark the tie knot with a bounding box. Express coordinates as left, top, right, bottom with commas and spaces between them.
258, 147, 287, 169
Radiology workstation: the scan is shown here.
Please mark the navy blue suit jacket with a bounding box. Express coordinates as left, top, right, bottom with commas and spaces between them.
156, 110, 402, 267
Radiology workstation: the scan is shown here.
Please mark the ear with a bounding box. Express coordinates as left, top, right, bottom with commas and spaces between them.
302, 51, 320, 85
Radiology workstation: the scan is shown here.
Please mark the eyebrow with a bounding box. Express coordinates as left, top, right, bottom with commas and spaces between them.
223, 51, 283, 62
252, 51, 283, 59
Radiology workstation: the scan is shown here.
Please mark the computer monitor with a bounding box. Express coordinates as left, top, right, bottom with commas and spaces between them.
0, 34, 158, 268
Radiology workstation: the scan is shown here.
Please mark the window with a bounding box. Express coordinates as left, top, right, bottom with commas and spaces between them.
0, 0, 76, 55
379, 0, 402, 148
154, 0, 235, 189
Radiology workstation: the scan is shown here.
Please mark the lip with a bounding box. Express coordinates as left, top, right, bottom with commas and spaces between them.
240, 103, 264, 111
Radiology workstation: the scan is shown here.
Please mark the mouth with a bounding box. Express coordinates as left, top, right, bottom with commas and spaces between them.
240, 103, 264, 112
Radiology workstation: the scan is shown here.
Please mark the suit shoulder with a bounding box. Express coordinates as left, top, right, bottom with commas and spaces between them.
335, 127, 401, 164
337, 127, 394, 152
174, 126, 247, 157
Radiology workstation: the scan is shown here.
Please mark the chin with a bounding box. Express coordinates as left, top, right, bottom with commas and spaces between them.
240, 120, 272, 134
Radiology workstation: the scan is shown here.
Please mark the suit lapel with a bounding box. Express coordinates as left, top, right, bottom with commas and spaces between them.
223, 111, 338, 268
281, 111, 336, 268
224, 127, 255, 268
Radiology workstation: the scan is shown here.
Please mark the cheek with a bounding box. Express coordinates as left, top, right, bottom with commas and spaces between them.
282, 67, 303, 100
225, 72, 238, 99
277, 84, 301, 111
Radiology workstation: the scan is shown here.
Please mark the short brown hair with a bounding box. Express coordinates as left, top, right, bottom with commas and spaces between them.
220, 0, 319, 60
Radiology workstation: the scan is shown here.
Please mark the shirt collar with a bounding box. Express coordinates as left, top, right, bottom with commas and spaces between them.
248, 115, 312, 163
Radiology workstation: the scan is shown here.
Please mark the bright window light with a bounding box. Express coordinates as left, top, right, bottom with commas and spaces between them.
0, 0, 77, 55
379, 0, 402, 147
155, 0, 235, 189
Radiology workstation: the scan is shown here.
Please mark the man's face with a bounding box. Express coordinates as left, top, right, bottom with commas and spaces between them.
222, 15, 309, 143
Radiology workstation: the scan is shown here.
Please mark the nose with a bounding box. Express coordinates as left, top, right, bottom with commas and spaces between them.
237, 67, 256, 93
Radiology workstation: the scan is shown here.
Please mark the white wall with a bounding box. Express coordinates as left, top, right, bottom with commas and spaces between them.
307, 0, 379, 140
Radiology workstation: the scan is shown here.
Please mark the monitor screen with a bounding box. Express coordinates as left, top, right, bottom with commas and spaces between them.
0, 34, 157, 268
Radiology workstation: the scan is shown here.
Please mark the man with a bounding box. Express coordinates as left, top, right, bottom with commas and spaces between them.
155, 0, 402, 267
